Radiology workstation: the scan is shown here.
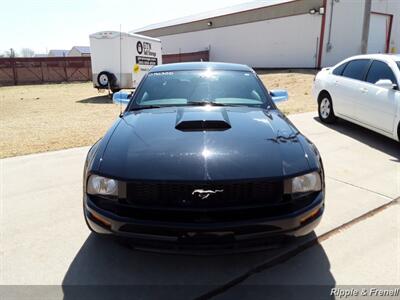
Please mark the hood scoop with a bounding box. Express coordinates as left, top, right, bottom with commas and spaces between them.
176, 120, 231, 131
175, 108, 231, 131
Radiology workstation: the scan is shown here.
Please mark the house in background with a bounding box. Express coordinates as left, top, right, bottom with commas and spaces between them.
48, 49, 69, 57
68, 46, 90, 57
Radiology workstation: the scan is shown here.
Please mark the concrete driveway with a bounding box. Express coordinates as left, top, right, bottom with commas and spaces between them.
1, 112, 399, 299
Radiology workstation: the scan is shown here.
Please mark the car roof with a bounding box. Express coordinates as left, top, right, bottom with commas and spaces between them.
150, 62, 254, 72
343, 53, 400, 63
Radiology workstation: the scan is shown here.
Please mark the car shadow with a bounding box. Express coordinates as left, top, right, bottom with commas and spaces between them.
313, 117, 400, 162
215, 241, 336, 300
77, 95, 112, 104
61, 233, 335, 300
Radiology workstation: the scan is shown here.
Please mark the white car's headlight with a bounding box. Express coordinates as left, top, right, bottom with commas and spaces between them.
284, 172, 322, 194
87, 175, 118, 196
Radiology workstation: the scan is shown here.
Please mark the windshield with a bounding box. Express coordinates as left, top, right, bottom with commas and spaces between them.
131, 70, 270, 108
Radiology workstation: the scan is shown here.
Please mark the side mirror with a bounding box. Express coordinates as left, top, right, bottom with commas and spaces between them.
270, 89, 289, 103
112, 91, 131, 106
375, 79, 397, 89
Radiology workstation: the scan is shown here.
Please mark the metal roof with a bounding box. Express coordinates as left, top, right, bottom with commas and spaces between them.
132, 0, 292, 33
48, 50, 69, 56
150, 62, 253, 72
72, 46, 90, 54
89, 31, 161, 42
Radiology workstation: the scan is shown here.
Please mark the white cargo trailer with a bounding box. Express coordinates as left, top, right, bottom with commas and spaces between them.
89, 31, 162, 92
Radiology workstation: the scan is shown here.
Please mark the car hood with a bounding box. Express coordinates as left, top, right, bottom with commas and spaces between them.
96, 107, 311, 181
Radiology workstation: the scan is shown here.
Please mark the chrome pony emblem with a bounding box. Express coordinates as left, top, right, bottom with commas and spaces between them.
192, 189, 224, 199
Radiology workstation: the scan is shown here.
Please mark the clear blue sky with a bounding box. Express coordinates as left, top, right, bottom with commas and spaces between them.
0, 0, 250, 55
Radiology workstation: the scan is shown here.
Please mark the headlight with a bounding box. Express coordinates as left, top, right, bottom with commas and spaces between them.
284, 171, 322, 194
87, 175, 118, 196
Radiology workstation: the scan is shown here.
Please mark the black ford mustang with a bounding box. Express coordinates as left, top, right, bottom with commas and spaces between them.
83, 62, 325, 253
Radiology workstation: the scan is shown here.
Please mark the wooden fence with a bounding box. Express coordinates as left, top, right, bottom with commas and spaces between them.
0, 57, 92, 86
0, 50, 209, 86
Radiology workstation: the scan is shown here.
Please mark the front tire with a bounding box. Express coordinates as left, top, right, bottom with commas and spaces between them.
318, 94, 336, 124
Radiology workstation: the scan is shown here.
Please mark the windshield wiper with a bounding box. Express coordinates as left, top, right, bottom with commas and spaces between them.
187, 101, 265, 108
186, 101, 226, 106
129, 105, 163, 111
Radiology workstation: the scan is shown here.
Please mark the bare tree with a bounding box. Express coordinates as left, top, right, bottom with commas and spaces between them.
20, 48, 35, 57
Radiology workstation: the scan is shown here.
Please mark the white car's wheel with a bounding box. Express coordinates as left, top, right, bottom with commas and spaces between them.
318, 94, 336, 124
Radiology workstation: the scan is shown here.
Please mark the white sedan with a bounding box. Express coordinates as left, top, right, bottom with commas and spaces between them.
313, 54, 400, 142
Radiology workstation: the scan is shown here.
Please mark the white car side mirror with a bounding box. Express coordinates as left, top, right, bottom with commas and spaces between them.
375, 79, 397, 89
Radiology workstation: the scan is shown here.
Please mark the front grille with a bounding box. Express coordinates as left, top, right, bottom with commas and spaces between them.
90, 180, 319, 223
92, 192, 317, 223
125, 180, 284, 208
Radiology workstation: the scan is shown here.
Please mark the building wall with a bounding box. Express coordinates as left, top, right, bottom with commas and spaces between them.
137, 0, 323, 37
139, 0, 397, 68
320, 0, 399, 67
160, 13, 323, 68
320, 0, 365, 67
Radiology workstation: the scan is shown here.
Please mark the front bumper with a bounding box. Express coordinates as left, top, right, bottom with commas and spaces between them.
83, 192, 324, 254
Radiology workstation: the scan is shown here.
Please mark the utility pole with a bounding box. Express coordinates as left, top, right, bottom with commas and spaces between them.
361, 0, 372, 54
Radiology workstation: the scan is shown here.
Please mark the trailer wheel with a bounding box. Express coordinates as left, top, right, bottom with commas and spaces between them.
97, 71, 116, 88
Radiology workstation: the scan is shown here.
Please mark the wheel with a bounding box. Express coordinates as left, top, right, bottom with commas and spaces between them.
97, 71, 116, 88
318, 93, 337, 123
97, 71, 110, 88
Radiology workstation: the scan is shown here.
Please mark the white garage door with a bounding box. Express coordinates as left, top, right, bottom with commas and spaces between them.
368, 13, 391, 54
